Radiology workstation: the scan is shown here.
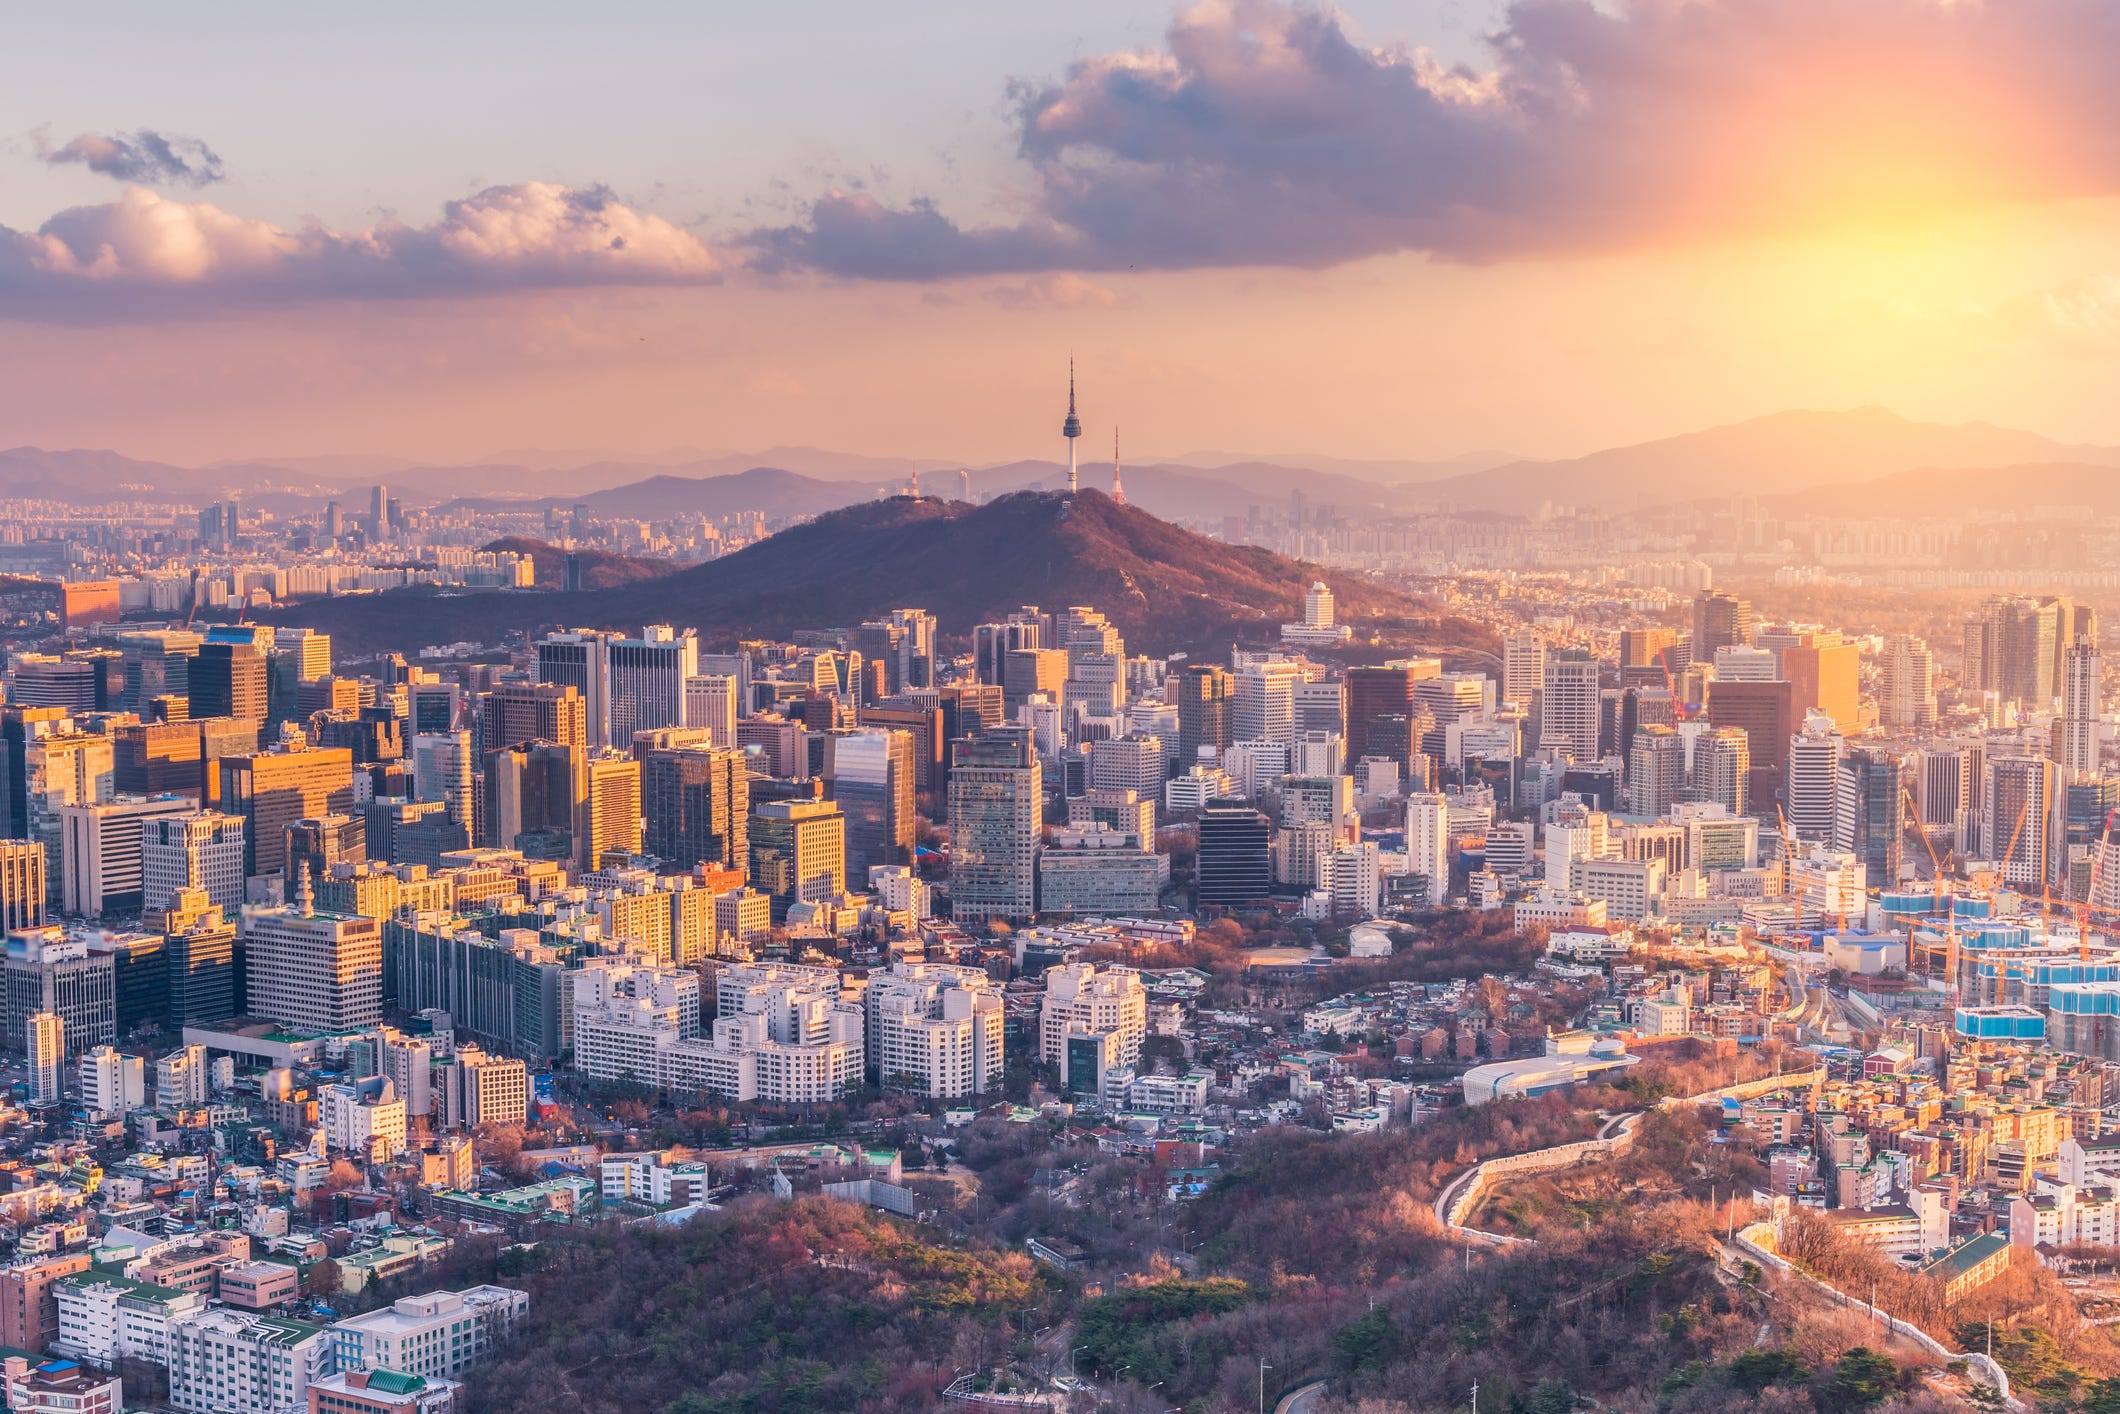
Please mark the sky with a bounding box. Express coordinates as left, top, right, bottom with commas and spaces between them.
9, 0, 2120, 467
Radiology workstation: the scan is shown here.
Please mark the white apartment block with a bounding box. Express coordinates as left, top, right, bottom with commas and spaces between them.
78, 1046, 145, 1118
1039, 964, 1147, 1072
166, 1309, 334, 1414
330, 1287, 529, 1383
865, 962, 1003, 1099
53, 1274, 207, 1366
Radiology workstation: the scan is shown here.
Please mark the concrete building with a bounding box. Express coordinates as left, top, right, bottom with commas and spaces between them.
141, 811, 246, 918
865, 962, 1004, 1099
330, 1287, 528, 1383
165, 1309, 334, 1414
244, 899, 384, 1031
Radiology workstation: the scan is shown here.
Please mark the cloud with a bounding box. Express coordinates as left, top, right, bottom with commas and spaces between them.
984, 273, 1123, 310
35, 128, 226, 187
0, 182, 721, 319
749, 0, 2120, 277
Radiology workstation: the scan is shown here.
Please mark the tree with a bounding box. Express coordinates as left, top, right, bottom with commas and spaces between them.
305, 1259, 343, 1299
1816, 1348, 1899, 1412
1522, 1378, 1574, 1414
323, 1160, 363, 1192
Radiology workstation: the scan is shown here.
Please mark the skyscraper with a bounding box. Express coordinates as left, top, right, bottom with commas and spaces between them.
60, 794, 198, 918
1539, 650, 1602, 761
0, 841, 46, 933
1345, 660, 1439, 767
749, 797, 848, 919
1783, 634, 1861, 734
1785, 714, 1844, 842
1195, 798, 1270, 909
1834, 748, 1906, 885
1690, 728, 1750, 815
1985, 755, 2059, 888
481, 680, 588, 754
1233, 662, 1301, 745
218, 748, 356, 878
26, 1013, 62, 1105
190, 641, 268, 722
947, 727, 1041, 924
1626, 725, 1685, 817
1501, 633, 1545, 710
682, 674, 740, 747
828, 728, 915, 875
1691, 592, 1753, 664
1878, 635, 1936, 730
244, 894, 384, 1031
536, 629, 615, 747
1174, 664, 1234, 768
2062, 637, 2102, 776
578, 750, 643, 868
608, 625, 699, 746
644, 745, 749, 873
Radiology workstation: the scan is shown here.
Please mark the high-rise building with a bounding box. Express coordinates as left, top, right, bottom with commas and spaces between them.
1345, 659, 1440, 769
1691, 592, 1753, 664
1834, 748, 1906, 885
536, 629, 615, 747
643, 745, 749, 873
219, 748, 355, 878
480, 681, 588, 755
79, 1044, 145, 1118
1878, 635, 1937, 730
1689, 728, 1750, 815
2062, 637, 2103, 776
267, 629, 332, 723
1785, 714, 1844, 843
1626, 725, 1686, 817
1704, 678, 1795, 816
1173, 664, 1234, 769
827, 729, 915, 876
0, 840, 46, 933
1540, 650, 1602, 761
189, 641, 268, 722
26, 1013, 62, 1105
285, 814, 368, 885
749, 798, 847, 919
244, 894, 384, 1030
1001, 648, 1068, 717
856, 609, 937, 696
974, 610, 1047, 687
1039, 963, 1146, 1096
1195, 798, 1270, 908
947, 728, 1041, 924
60, 794, 197, 918
1783, 635, 1861, 733
2, 929, 113, 1055
1966, 596, 2062, 708
607, 625, 699, 746
164, 891, 239, 1026
1404, 792, 1450, 906
865, 961, 1003, 1098
1232, 662, 1302, 746
1501, 634, 1545, 710
578, 750, 643, 868
681, 674, 740, 747
411, 732, 477, 832
483, 741, 583, 856
1986, 755, 2059, 889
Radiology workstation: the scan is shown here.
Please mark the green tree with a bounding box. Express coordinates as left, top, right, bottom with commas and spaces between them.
1725, 1346, 1809, 1394
1816, 1348, 1899, 1412
1521, 1377, 1574, 1414
1330, 1307, 1393, 1374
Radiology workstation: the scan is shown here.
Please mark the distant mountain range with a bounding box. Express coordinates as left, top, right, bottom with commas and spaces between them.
11, 406, 2120, 517
270, 489, 1496, 660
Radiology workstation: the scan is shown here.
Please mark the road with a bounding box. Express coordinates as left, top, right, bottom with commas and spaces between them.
1274, 1379, 1326, 1414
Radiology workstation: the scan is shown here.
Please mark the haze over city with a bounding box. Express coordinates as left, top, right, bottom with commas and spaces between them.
10, 6, 2120, 1414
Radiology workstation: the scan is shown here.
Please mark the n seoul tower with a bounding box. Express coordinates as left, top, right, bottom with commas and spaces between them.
1062, 358, 1082, 494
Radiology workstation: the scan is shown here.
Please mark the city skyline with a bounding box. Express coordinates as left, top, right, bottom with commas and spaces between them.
13, 1, 2120, 463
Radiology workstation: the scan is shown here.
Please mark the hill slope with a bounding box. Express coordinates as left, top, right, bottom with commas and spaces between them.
480, 537, 675, 590
1404, 406, 2120, 511
271, 490, 1489, 659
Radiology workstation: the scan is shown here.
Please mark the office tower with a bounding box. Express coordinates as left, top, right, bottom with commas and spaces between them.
1916, 748, 1970, 832
749, 798, 848, 919
99, 931, 167, 1036
1194, 798, 1270, 909
974, 609, 1047, 686
1089, 735, 1165, 795
3, 930, 113, 1055
1704, 678, 1795, 816
370, 482, 391, 532
1785, 715, 1844, 843
947, 728, 1041, 923
0, 841, 45, 933
857, 609, 937, 696
190, 640, 268, 722
2063, 638, 2102, 775
1414, 672, 1490, 755
1626, 725, 1686, 817
536, 629, 615, 746
1233, 662, 1301, 745
1540, 650, 1602, 761
1711, 646, 1777, 683
827, 729, 915, 876
285, 814, 367, 885
1002, 647, 1069, 716
60, 794, 196, 918
1834, 748, 1906, 884
860, 702, 945, 794
1690, 728, 1750, 815
1501, 634, 1545, 709
608, 625, 699, 746
480, 680, 588, 754
1878, 635, 1937, 730
1345, 660, 1438, 766
644, 745, 749, 873
1404, 792, 1450, 907
1691, 591, 1753, 663
1172, 664, 1234, 768
682, 674, 740, 746
1783, 634, 1861, 733
408, 681, 461, 736
26, 1013, 61, 1105
114, 717, 261, 804
1986, 755, 2059, 889
164, 891, 238, 1026
1618, 627, 1683, 678
244, 894, 384, 1030
484, 740, 583, 856
20, 731, 115, 898
7, 657, 101, 710
578, 750, 643, 868
1293, 679, 1345, 739
1965, 596, 2061, 708
267, 629, 331, 723
118, 630, 201, 712
218, 748, 355, 878
411, 731, 477, 830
